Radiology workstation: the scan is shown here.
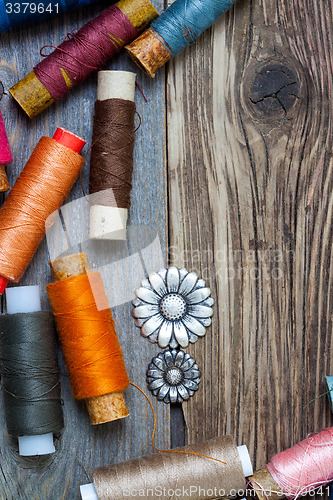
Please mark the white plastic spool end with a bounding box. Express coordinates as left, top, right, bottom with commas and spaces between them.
80, 483, 98, 500
18, 433, 55, 456
5, 285, 56, 456
6, 285, 41, 314
237, 445, 253, 477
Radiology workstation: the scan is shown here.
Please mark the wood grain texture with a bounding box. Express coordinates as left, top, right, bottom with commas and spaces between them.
0, 1, 168, 498
167, 0, 333, 475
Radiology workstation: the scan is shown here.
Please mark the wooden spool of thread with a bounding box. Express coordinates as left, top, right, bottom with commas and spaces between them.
0, 127, 86, 294
80, 436, 253, 500
126, 0, 237, 77
0, 285, 64, 456
0, 110, 13, 193
0, 0, 104, 32
9, 0, 158, 119
249, 427, 333, 500
47, 252, 130, 425
89, 70, 136, 240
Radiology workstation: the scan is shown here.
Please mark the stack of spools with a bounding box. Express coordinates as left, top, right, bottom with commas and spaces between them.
0, 0, 331, 499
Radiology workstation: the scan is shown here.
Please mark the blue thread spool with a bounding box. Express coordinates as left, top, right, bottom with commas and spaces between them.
326, 376, 333, 412
0, 0, 101, 32
126, 0, 237, 77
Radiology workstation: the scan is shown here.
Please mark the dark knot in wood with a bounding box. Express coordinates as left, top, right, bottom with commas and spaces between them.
249, 64, 299, 116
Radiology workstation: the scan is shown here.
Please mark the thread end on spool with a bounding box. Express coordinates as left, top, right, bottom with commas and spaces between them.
6, 285, 41, 314
0, 164, 10, 193
53, 128, 86, 154
49, 252, 91, 282
237, 445, 253, 477
18, 433, 55, 456
9, 71, 55, 119
80, 483, 98, 500
249, 467, 284, 500
86, 391, 129, 425
89, 206, 128, 241
117, 0, 159, 33
126, 28, 172, 78
0, 276, 9, 294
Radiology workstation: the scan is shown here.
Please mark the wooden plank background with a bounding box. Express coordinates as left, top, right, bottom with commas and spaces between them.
0, 0, 333, 498
167, 0, 333, 472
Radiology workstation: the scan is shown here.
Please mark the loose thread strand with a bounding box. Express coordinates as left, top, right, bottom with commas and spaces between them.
129, 381, 227, 464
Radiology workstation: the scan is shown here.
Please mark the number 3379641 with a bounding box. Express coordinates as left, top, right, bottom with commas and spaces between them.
6, 3, 59, 14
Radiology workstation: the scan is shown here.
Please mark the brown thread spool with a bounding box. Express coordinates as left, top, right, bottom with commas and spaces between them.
48, 252, 129, 424
89, 70, 136, 240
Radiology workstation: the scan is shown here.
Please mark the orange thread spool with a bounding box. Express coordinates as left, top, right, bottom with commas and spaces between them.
47, 272, 129, 400
0, 129, 85, 292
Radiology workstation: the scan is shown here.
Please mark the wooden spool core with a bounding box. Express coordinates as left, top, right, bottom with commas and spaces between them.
9, 71, 55, 119
0, 164, 9, 192
118, 0, 158, 32
49, 252, 129, 425
126, 28, 172, 78
9, 0, 158, 119
249, 467, 284, 500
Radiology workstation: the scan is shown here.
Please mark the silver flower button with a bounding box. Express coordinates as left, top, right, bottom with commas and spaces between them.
160, 293, 187, 321
147, 349, 201, 404
133, 266, 214, 349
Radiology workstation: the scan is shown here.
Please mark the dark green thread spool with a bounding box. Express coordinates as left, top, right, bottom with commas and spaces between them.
0, 305, 64, 455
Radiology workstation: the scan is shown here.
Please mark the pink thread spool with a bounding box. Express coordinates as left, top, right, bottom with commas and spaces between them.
250, 427, 333, 500
0, 111, 13, 192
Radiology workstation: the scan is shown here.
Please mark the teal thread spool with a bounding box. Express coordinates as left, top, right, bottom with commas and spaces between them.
126, 0, 237, 77
326, 376, 333, 412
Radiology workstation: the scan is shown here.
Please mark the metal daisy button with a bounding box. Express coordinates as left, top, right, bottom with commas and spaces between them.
132, 266, 214, 349
147, 349, 201, 403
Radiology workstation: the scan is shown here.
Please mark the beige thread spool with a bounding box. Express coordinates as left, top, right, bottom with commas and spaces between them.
80, 436, 253, 500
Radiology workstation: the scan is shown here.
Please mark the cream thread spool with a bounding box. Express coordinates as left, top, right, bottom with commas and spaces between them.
89, 70, 136, 241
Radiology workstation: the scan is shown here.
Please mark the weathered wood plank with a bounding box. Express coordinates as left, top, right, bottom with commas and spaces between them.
167, 0, 333, 473
0, 1, 169, 497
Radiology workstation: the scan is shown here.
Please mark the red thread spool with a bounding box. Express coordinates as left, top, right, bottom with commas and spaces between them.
9, 0, 158, 118
0, 128, 86, 294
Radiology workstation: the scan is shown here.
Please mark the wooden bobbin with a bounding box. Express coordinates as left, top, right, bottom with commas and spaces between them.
249, 467, 284, 500
90, 70, 136, 241
9, 0, 158, 119
0, 165, 9, 192
126, 28, 172, 78
49, 252, 129, 425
